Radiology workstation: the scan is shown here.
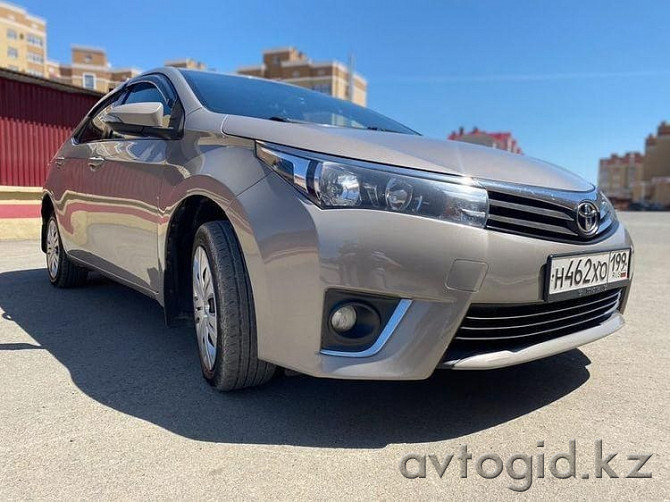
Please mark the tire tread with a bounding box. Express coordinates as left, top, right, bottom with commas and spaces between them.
48, 215, 87, 288
195, 221, 275, 391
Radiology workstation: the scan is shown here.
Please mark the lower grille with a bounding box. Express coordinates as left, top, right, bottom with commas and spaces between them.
448, 289, 622, 354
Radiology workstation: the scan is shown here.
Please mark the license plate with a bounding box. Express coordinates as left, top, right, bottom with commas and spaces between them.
545, 248, 631, 301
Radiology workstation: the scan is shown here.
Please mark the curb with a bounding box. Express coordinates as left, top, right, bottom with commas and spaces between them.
0, 186, 42, 239
0, 218, 41, 240
0, 185, 42, 202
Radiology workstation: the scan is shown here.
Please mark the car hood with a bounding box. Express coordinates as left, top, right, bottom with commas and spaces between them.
221, 115, 594, 192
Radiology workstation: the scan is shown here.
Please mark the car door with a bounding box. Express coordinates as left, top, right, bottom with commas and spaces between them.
80, 77, 183, 294
55, 92, 124, 258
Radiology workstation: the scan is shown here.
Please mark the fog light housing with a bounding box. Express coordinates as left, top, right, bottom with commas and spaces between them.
321, 291, 402, 353
330, 305, 357, 332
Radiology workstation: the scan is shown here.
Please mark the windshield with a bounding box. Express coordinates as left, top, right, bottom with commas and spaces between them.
179, 69, 417, 135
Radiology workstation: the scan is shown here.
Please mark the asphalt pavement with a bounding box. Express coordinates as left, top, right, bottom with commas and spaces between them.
0, 212, 668, 500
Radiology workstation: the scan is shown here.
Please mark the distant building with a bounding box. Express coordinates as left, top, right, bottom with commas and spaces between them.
48, 46, 140, 93
0, 1, 47, 78
165, 58, 207, 71
237, 47, 367, 106
447, 127, 523, 154
636, 122, 670, 207
642, 122, 670, 182
598, 152, 644, 208
599, 121, 670, 208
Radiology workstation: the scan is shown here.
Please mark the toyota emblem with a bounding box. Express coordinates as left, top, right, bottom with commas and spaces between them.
576, 201, 600, 237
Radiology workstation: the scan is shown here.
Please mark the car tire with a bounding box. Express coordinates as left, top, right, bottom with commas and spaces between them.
45, 214, 88, 288
192, 220, 276, 391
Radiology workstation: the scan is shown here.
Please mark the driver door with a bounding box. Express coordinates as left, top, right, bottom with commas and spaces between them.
78, 77, 181, 293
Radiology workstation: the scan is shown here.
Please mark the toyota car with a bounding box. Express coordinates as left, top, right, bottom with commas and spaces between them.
41, 67, 633, 390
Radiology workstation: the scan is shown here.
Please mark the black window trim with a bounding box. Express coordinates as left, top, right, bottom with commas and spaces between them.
72, 89, 125, 144
121, 79, 171, 110
73, 73, 184, 144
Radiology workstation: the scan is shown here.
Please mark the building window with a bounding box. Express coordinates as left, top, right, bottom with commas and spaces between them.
27, 69, 43, 77
8, 65, 19, 71
83, 73, 96, 89
272, 55, 279, 64
318, 69, 325, 76
7, 29, 17, 40
27, 52, 44, 64
292, 70, 300, 77
26, 33, 43, 47
7, 47, 18, 59
312, 83, 332, 95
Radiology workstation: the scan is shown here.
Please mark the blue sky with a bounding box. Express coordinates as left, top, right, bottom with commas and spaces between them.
21, 0, 670, 182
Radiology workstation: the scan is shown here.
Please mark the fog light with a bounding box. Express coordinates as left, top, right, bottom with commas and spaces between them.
330, 305, 357, 333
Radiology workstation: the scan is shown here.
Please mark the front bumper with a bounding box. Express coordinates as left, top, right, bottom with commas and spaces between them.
230, 172, 634, 380
441, 312, 625, 370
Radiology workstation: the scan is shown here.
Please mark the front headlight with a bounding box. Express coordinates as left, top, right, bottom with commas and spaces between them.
256, 143, 489, 228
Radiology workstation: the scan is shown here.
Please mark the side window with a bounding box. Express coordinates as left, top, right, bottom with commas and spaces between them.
76, 92, 123, 143
122, 82, 172, 128
76, 78, 183, 143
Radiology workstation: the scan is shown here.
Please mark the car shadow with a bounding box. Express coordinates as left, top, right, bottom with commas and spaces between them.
0, 268, 592, 448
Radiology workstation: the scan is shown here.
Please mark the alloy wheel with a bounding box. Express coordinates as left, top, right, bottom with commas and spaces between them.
46, 218, 60, 280
192, 245, 218, 371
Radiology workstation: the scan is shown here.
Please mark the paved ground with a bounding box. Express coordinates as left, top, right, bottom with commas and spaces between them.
0, 212, 668, 500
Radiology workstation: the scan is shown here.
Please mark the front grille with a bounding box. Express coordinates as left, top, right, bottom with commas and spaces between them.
485, 187, 616, 243
449, 289, 622, 353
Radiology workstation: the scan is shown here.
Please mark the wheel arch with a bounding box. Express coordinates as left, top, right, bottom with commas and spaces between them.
162, 194, 229, 326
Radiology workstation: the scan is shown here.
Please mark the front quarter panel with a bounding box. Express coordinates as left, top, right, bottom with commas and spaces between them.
156, 126, 270, 301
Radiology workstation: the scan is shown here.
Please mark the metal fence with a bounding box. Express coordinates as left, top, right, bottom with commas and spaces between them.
0, 69, 102, 187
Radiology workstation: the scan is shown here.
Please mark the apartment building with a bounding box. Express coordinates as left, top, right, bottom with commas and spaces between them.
237, 47, 367, 106
48, 46, 140, 93
598, 152, 644, 207
643, 122, 670, 181
447, 127, 523, 154
165, 58, 207, 70
636, 122, 670, 206
598, 122, 670, 208
0, 1, 46, 77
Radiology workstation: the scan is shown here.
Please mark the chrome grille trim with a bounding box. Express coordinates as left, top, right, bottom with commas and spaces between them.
480, 180, 618, 243
454, 289, 622, 341
489, 198, 573, 220
458, 300, 619, 338
487, 214, 579, 236
465, 289, 621, 321
458, 305, 618, 341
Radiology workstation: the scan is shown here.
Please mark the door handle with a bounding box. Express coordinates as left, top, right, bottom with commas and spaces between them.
88, 156, 105, 170
55, 156, 65, 168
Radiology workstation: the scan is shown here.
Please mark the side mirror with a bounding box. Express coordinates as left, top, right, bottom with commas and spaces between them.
104, 102, 164, 128
101, 102, 177, 139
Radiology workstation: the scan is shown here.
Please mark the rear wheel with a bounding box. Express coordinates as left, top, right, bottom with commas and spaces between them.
45, 215, 87, 288
192, 221, 275, 391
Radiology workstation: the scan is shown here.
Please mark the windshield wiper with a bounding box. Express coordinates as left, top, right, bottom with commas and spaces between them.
366, 126, 397, 133
267, 116, 297, 123
268, 117, 403, 134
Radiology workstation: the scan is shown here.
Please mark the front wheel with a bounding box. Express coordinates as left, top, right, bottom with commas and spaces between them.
45, 215, 87, 288
192, 221, 275, 391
